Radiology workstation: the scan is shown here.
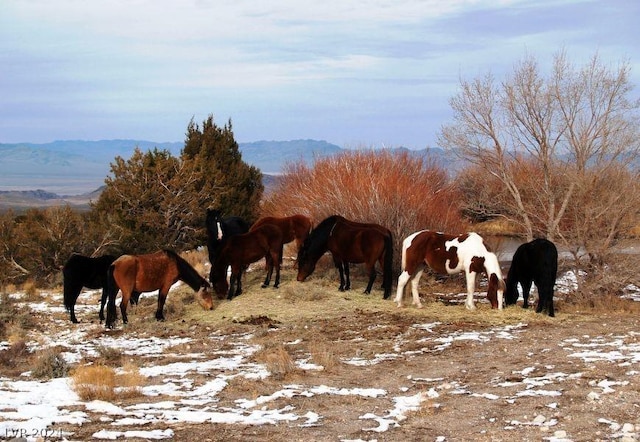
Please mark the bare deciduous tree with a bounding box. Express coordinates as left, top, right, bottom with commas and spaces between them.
439, 50, 640, 267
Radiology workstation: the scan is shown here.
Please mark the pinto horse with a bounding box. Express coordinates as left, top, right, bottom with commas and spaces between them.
210, 224, 284, 299
250, 214, 312, 251
296, 215, 393, 299
205, 208, 250, 282
63, 253, 118, 323
395, 230, 505, 310
104, 249, 213, 329
505, 238, 558, 317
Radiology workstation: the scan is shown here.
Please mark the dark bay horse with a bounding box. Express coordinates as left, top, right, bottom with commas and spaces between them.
296, 215, 393, 299
205, 208, 250, 282
211, 224, 284, 300
505, 238, 558, 317
395, 230, 505, 310
63, 253, 117, 323
104, 249, 213, 329
250, 214, 312, 251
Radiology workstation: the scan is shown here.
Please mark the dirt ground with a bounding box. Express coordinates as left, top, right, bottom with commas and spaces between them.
4, 264, 640, 442
174, 308, 640, 442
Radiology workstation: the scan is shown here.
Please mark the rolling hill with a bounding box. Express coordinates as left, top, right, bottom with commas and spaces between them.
0, 139, 458, 210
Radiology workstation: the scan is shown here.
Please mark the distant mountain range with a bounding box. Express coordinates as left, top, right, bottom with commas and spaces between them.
0, 139, 459, 210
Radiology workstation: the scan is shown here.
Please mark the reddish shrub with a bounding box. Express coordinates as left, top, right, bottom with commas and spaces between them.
260, 150, 468, 273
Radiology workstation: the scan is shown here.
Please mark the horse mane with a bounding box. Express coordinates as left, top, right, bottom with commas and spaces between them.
308, 216, 338, 246
163, 249, 209, 290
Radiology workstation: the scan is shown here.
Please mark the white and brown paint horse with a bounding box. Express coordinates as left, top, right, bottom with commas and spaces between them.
395, 230, 505, 310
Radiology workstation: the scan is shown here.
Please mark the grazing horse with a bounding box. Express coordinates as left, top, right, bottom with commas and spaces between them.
104, 249, 213, 329
205, 208, 250, 282
250, 214, 312, 251
505, 238, 558, 317
296, 215, 393, 299
395, 230, 505, 310
63, 254, 118, 323
210, 224, 284, 299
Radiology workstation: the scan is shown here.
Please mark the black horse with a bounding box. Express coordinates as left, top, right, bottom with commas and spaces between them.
205, 208, 250, 283
505, 238, 558, 317
63, 254, 118, 323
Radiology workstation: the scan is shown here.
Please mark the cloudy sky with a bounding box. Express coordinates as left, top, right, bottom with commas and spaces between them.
1, 0, 638, 149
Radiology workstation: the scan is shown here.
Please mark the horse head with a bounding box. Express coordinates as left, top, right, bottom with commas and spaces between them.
206, 209, 223, 239
213, 278, 229, 299
296, 242, 315, 281
482, 253, 505, 309
197, 283, 214, 310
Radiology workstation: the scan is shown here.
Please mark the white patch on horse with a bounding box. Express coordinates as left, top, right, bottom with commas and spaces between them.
217, 222, 223, 241
396, 231, 504, 311
400, 230, 427, 270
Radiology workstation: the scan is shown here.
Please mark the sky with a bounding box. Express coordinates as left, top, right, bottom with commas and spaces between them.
1, 0, 638, 149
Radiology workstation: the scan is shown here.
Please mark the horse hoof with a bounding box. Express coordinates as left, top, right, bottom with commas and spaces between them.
261, 284, 268, 288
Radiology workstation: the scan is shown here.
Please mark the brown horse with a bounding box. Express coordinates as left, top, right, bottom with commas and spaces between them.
211, 224, 284, 300
296, 215, 393, 299
250, 214, 312, 251
395, 230, 505, 310
104, 249, 213, 328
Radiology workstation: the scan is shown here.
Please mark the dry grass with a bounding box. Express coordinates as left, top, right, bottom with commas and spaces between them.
72, 365, 117, 401
95, 345, 124, 366
115, 362, 146, 398
0, 293, 39, 341
308, 341, 340, 372
22, 280, 40, 302
31, 347, 69, 379
254, 344, 298, 380
0, 340, 30, 374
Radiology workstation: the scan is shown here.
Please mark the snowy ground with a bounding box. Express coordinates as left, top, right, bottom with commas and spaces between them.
1, 270, 640, 441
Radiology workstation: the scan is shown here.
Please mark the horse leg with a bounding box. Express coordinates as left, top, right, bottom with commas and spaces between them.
364, 264, 376, 294
226, 272, 236, 300
395, 271, 410, 307
521, 280, 533, 309
120, 291, 130, 324
262, 255, 274, 288
235, 269, 243, 297
273, 257, 281, 288
99, 287, 108, 322
536, 281, 555, 317
130, 291, 141, 305
409, 270, 424, 308
155, 291, 167, 321
464, 271, 478, 310
66, 284, 82, 323
334, 258, 346, 291
344, 262, 351, 291
105, 290, 118, 329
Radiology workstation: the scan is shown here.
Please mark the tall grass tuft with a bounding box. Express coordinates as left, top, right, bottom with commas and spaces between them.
72, 365, 117, 401
31, 348, 69, 379
256, 345, 297, 380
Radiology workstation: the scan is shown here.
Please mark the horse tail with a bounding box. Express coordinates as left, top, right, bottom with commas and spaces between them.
382, 232, 393, 299
104, 263, 118, 325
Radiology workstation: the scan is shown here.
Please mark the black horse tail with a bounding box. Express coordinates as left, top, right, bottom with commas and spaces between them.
105, 263, 118, 326
382, 233, 393, 299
